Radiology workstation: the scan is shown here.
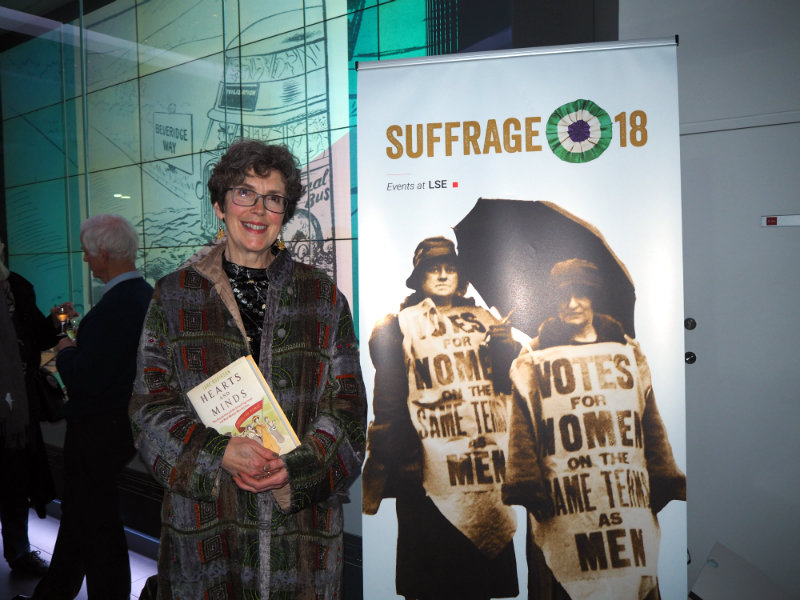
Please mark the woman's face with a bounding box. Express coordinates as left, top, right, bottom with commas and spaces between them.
558, 292, 594, 330
214, 169, 285, 268
421, 261, 459, 305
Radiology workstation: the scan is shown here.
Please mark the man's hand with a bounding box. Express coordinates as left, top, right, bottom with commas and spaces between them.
55, 337, 77, 352
49, 302, 79, 328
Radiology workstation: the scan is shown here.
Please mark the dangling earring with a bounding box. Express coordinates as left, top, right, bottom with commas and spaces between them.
216, 220, 225, 240
270, 236, 285, 256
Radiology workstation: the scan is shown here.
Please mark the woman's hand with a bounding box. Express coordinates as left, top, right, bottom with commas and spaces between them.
222, 436, 289, 493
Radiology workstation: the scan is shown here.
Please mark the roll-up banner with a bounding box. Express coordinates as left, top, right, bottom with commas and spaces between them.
358, 39, 686, 600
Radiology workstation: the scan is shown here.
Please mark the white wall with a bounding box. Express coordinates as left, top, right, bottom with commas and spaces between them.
620, 1, 800, 595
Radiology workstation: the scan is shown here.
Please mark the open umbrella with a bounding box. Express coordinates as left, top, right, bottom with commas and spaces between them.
453, 199, 636, 339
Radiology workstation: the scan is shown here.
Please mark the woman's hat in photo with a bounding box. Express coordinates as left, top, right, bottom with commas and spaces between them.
549, 258, 603, 291
406, 236, 459, 289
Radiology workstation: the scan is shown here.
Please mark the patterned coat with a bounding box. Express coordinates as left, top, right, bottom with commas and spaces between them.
130, 240, 367, 600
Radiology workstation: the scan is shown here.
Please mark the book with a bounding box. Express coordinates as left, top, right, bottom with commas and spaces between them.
186, 355, 300, 454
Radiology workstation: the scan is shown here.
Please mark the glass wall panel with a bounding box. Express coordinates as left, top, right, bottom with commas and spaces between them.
0, 31, 64, 118
64, 175, 84, 254
138, 53, 224, 162
87, 166, 144, 236
3, 104, 67, 187
325, 14, 351, 133
140, 153, 209, 283
136, 0, 224, 76
235, 28, 314, 143
236, 1, 305, 44
1, 0, 446, 321
86, 79, 141, 172
5, 180, 69, 255
84, 0, 139, 92
64, 97, 84, 177
379, 0, 427, 58
9, 251, 72, 314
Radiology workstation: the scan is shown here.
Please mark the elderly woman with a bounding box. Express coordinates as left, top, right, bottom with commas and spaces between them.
362, 236, 519, 600
130, 140, 367, 599
502, 258, 686, 600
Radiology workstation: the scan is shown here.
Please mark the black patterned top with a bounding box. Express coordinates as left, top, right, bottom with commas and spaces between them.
222, 256, 269, 363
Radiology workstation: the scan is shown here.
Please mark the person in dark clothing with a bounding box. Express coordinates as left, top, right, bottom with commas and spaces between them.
0, 237, 66, 578
502, 259, 686, 600
362, 236, 520, 600
15, 215, 153, 600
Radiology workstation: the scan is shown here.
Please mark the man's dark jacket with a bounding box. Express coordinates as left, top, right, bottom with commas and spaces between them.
56, 277, 153, 418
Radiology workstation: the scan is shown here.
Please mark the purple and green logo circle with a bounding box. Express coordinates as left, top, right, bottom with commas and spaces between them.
546, 99, 612, 163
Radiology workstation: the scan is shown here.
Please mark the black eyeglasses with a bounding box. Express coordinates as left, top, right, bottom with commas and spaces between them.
227, 187, 287, 214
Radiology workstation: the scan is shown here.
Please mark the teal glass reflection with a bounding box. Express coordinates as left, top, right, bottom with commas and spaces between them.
5, 180, 69, 256
86, 80, 141, 172
348, 0, 378, 13
84, 0, 139, 92
136, 0, 224, 77
322, 0, 349, 22
9, 251, 72, 316
0, 0, 434, 321
65, 176, 83, 254
233, 27, 315, 143
64, 97, 84, 177
349, 1, 379, 70
349, 5, 378, 125
60, 19, 83, 101
0, 32, 64, 118
141, 245, 204, 285
88, 167, 144, 244
326, 14, 351, 132
67, 249, 86, 316
141, 155, 208, 261
236, 1, 305, 43
379, 0, 427, 58
304, 23, 333, 137
3, 105, 67, 186
138, 52, 224, 163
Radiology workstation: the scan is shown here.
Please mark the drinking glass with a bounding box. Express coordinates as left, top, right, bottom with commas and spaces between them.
56, 305, 70, 336
66, 317, 80, 341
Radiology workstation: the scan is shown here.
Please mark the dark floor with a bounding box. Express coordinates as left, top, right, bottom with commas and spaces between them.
0, 508, 157, 599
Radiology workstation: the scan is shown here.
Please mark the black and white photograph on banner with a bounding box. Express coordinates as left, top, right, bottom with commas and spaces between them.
357, 40, 687, 600
362, 233, 521, 600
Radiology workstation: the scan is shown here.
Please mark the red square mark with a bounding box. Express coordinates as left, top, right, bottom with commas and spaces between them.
453, 181, 459, 188
766, 216, 778, 226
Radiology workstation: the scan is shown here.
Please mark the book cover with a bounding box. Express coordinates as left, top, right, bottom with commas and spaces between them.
186, 355, 300, 454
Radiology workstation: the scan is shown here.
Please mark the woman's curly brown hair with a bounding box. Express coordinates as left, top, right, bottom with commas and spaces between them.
208, 139, 305, 224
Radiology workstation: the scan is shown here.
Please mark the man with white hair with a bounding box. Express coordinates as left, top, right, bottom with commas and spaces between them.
18, 215, 153, 600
